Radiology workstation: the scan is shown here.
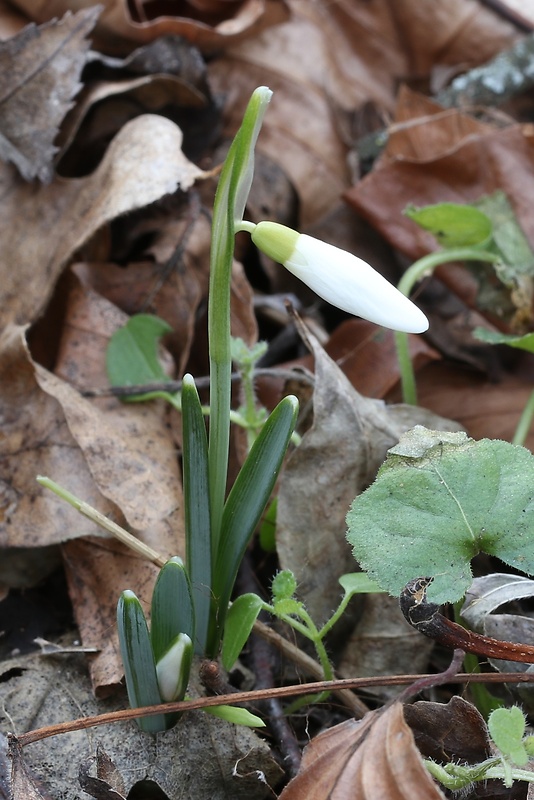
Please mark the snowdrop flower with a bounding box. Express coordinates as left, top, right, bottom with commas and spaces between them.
250, 221, 429, 334
155, 632, 193, 702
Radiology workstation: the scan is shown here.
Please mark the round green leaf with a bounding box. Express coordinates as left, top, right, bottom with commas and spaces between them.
346, 427, 534, 604
488, 707, 528, 765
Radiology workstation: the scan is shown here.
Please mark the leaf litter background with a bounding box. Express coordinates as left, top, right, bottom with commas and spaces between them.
1, 1, 534, 798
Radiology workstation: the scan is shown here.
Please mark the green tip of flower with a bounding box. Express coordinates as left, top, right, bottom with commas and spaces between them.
251, 221, 299, 265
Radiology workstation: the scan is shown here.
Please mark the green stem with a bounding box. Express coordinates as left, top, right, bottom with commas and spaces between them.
395, 248, 502, 405
512, 388, 534, 446
207, 88, 272, 555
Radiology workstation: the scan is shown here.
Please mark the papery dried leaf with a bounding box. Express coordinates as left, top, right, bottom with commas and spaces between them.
403, 697, 489, 764
0, 113, 205, 331
7, 736, 54, 800
13, 0, 290, 54
279, 703, 446, 799
0, 8, 100, 182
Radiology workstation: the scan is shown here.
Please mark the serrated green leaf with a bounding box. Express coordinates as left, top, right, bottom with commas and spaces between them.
405, 203, 493, 248
473, 327, 534, 353
203, 704, 265, 727
488, 707, 528, 765
338, 573, 385, 597
181, 374, 211, 654
117, 590, 169, 733
346, 426, 534, 604
210, 395, 298, 651
150, 558, 195, 664
221, 593, 264, 671
106, 313, 172, 391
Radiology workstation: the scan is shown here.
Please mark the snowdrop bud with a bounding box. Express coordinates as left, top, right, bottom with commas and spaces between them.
251, 222, 429, 334
156, 633, 193, 702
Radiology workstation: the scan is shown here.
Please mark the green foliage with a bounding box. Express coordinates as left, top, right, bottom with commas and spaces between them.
346, 426, 534, 604
404, 202, 493, 248
488, 707, 528, 766
222, 593, 264, 671
106, 314, 172, 393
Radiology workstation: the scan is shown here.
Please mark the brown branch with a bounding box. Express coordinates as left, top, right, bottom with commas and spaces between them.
14, 671, 534, 748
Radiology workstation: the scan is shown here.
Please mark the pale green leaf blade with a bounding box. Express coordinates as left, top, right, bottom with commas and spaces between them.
106, 313, 172, 389
150, 558, 195, 663
204, 705, 265, 727
221, 593, 264, 671
117, 590, 168, 733
346, 427, 534, 604
338, 573, 385, 597
404, 202, 493, 248
181, 374, 211, 654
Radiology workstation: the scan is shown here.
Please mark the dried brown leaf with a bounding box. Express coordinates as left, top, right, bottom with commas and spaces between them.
0, 113, 205, 331
0, 8, 100, 182
279, 703, 446, 799
0, 648, 281, 800
11, 0, 289, 54
403, 697, 489, 764
208, 0, 517, 225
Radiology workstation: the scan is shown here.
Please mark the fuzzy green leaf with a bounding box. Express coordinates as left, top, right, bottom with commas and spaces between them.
221, 593, 264, 671
106, 313, 172, 391
117, 590, 168, 733
346, 426, 534, 604
150, 558, 195, 664
488, 707, 528, 766
181, 374, 211, 654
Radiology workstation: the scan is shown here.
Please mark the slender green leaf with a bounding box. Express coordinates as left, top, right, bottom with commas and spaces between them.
203, 705, 265, 727
106, 313, 172, 391
346, 426, 534, 604
182, 374, 211, 654
221, 593, 264, 670
211, 397, 297, 632
259, 497, 277, 552
150, 558, 195, 663
117, 590, 168, 733
208, 87, 273, 562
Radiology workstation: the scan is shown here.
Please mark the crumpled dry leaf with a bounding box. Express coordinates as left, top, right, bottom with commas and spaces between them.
208, 0, 517, 226
0, 113, 205, 331
0, 7, 100, 182
276, 322, 462, 627
279, 702, 446, 800
0, 646, 282, 800
403, 696, 489, 764
11, 0, 290, 54
346, 86, 534, 262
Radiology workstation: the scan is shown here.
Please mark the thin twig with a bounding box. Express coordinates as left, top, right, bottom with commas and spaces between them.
14, 671, 534, 747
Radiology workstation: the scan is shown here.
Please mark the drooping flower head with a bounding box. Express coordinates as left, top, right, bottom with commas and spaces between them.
250, 221, 429, 334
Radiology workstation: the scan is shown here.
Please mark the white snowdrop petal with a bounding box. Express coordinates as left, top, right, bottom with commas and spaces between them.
285, 234, 429, 334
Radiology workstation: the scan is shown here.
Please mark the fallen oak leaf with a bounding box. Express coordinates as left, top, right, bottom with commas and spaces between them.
0, 7, 100, 182
278, 703, 445, 799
